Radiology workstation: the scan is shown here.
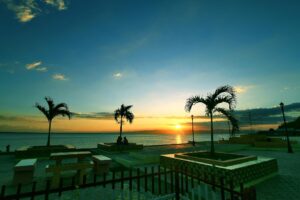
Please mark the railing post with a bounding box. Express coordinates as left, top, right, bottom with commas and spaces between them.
112, 171, 115, 190
1, 185, 6, 200
121, 170, 124, 190
129, 169, 132, 191
16, 183, 22, 200
158, 165, 161, 195
211, 174, 215, 191
164, 166, 167, 194
151, 166, 155, 194
71, 176, 75, 188
103, 173, 106, 188
45, 180, 50, 200
144, 167, 148, 192
220, 177, 225, 200
93, 174, 97, 186
31, 181, 36, 200
230, 179, 234, 200
185, 167, 188, 193
82, 175, 87, 186
180, 167, 184, 194
175, 167, 180, 200
59, 178, 63, 196
137, 168, 140, 192
170, 168, 174, 193
240, 183, 244, 200
191, 168, 194, 189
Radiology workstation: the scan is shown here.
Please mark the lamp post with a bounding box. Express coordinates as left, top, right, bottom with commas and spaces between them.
191, 115, 195, 146
280, 102, 293, 153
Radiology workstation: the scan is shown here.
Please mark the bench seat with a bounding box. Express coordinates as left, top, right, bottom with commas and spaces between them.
13, 159, 37, 184
92, 155, 112, 174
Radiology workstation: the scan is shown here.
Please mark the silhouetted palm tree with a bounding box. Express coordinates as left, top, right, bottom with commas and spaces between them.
35, 97, 72, 146
185, 85, 237, 153
114, 104, 134, 137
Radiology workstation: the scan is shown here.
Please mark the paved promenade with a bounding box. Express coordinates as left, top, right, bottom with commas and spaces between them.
1, 143, 300, 199
236, 149, 300, 200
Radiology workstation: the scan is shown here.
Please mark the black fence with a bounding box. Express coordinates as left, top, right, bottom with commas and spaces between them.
0, 165, 256, 200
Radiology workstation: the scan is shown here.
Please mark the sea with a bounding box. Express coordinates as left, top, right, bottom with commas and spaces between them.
0, 132, 233, 151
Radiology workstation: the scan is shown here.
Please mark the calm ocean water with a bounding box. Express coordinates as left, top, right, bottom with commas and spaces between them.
0, 132, 233, 151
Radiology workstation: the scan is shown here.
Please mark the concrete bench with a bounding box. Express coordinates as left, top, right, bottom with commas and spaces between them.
13, 159, 37, 184
92, 155, 112, 175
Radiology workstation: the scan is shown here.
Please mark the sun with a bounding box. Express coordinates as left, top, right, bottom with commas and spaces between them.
175, 124, 182, 129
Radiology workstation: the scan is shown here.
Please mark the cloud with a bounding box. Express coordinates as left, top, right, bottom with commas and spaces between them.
26, 61, 42, 70
113, 72, 123, 79
73, 112, 114, 120
2, 0, 68, 23
44, 0, 67, 10
26, 61, 48, 72
52, 73, 68, 81
234, 85, 254, 94
35, 67, 48, 72
181, 102, 300, 131
235, 102, 300, 125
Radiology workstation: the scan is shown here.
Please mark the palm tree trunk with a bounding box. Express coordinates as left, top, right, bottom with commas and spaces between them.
210, 112, 214, 154
47, 120, 52, 147
120, 117, 123, 137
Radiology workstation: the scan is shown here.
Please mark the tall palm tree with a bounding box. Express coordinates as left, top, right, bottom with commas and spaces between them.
35, 97, 72, 146
114, 104, 134, 137
185, 85, 237, 153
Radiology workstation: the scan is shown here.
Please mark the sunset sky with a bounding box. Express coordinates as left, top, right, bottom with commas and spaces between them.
0, 0, 300, 133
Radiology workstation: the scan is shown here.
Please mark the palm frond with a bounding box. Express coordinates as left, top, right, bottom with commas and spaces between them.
45, 97, 54, 111
54, 103, 68, 111
214, 96, 236, 109
125, 112, 134, 123
114, 109, 121, 123
214, 107, 239, 133
125, 105, 133, 110
212, 85, 236, 101
35, 103, 50, 120
185, 96, 206, 112
56, 110, 72, 119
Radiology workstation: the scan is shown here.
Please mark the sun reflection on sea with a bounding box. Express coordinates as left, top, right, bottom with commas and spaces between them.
176, 134, 182, 144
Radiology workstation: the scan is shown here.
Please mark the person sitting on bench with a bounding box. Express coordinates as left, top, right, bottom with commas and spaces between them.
117, 136, 122, 145
123, 137, 128, 145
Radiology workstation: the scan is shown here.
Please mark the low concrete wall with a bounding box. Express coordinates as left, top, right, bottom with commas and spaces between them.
160, 153, 278, 187
97, 143, 143, 152
15, 145, 76, 159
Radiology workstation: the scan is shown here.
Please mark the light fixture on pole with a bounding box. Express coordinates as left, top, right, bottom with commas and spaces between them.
280, 102, 293, 153
191, 115, 195, 146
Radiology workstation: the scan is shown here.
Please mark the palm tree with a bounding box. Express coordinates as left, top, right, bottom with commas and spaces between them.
114, 104, 134, 137
35, 97, 72, 146
220, 109, 239, 137
185, 85, 237, 154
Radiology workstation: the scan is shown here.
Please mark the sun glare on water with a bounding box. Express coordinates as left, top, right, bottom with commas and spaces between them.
176, 134, 182, 144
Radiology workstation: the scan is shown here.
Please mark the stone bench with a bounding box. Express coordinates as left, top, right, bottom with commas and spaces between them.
13, 158, 37, 184
92, 155, 112, 175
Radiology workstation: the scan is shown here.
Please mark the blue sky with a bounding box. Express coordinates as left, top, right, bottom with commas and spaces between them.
0, 0, 300, 132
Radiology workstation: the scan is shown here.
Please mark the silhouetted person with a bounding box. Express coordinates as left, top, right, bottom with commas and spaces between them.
123, 137, 128, 145
6, 145, 10, 152
117, 136, 122, 145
